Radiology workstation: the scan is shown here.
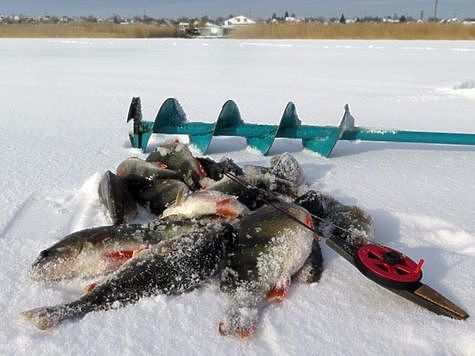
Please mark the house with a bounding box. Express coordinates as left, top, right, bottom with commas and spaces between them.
223, 15, 255, 28
198, 22, 224, 37
178, 22, 190, 33
285, 16, 303, 23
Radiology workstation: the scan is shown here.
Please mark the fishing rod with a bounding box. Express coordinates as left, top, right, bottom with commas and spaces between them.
222, 171, 469, 320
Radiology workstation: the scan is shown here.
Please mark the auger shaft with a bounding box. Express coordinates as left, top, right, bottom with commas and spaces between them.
342, 128, 475, 146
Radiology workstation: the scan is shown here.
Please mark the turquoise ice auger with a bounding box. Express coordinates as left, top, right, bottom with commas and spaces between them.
127, 97, 475, 156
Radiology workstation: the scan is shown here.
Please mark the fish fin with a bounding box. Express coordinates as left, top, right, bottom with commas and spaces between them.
103, 250, 135, 261
218, 306, 259, 339
132, 245, 150, 257
175, 188, 186, 206
20, 306, 64, 330
84, 283, 97, 293
216, 198, 237, 218
219, 322, 256, 339
237, 325, 256, 339
267, 275, 291, 302
293, 240, 323, 284
104, 245, 149, 262
195, 158, 207, 178
151, 162, 168, 169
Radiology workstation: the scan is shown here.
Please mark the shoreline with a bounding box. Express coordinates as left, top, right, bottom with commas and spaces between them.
1, 23, 474, 40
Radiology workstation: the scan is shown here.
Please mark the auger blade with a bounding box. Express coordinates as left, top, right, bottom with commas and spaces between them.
216, 100, 243, 130
154, 98, 187, 130
127, 97, 142, 122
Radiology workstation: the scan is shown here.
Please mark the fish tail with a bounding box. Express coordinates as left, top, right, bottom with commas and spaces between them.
20, 303, 84, 330
218, 305, 259, 339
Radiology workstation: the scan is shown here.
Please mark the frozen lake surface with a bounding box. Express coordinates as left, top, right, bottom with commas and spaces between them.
0, 39, 474, 355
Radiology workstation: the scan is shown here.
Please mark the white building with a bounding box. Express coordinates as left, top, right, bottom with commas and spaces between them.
223, 15, 255, 28
198, 22, 224, 37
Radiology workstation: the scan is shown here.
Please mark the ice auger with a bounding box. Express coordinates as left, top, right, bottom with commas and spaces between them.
127, 97, 475, 156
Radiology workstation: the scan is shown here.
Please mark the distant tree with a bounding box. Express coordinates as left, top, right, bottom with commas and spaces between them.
291, 13, 296, 18
399, 15, 407, 22
200, 15, 209, 25
112, 14, 121, 24
285, 11, 289, 18
272, 13, 277, 20
339, 13, 346, 23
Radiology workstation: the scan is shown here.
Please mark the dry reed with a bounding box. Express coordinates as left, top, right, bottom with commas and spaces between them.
231, 22, 475, 40
0, 23, 179, 38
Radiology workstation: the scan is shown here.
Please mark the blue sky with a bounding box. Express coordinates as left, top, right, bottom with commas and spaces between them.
0, 1, 474, 19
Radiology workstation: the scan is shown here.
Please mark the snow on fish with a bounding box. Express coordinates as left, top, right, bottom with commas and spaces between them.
29, 217, 219, 282
22, 223, 234, 330
219, 203, 316, 338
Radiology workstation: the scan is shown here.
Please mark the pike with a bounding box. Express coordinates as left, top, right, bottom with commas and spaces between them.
223, 172, 469, 321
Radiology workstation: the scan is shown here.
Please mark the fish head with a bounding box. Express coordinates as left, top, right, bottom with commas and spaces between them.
30, 243, 82, 281
149, 142, 207, 185
270, 152, 305, 186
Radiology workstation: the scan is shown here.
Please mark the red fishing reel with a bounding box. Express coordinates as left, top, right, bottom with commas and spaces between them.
355, 244, 424, 290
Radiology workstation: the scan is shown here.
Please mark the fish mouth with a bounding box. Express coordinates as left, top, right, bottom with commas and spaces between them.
29, 256, 76, 281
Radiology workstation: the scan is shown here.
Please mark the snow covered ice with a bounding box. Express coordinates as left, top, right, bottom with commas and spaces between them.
0, 39, 474, 355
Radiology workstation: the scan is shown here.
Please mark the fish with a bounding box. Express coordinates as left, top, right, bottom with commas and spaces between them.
196, 157, 243, 181
22, 223, 234, 330
161, 190, 249, 220
240, 153, 305, 197
205, 174, 278, 210
137, 179, 191, 216
116, 157, 181, 181
29, 217, 219, 282
98, 171, 137, 225
219, 203, 316, 338
295, 190, 375, 254
243, 165, 298, 198
269, 152, 305, 187
146, 141, 206, 187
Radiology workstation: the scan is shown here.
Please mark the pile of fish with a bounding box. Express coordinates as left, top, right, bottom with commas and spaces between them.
22, 140, 374, 338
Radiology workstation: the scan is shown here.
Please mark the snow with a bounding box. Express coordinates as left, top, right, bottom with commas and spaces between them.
0, 38, 474, 355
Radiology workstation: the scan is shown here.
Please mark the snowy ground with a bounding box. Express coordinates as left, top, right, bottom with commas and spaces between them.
0, 39, 474, 355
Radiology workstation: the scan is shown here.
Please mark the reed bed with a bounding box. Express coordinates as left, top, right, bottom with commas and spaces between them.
231, 22, 475, 40
0, 23, 179, 38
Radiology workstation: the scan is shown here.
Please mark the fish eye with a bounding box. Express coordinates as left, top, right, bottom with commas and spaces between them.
39, 250, 50, 258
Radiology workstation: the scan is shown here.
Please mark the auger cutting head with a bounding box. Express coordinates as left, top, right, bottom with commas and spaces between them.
125, 97, 475, 156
